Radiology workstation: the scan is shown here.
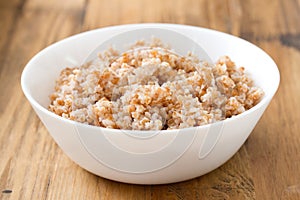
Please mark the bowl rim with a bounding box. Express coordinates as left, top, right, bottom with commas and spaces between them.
21, 23, 280, 134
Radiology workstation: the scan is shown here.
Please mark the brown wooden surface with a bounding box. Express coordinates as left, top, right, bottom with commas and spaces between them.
0, 0, 299, 199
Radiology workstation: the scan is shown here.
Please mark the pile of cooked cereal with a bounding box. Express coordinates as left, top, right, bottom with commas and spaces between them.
49, 40, 264, 130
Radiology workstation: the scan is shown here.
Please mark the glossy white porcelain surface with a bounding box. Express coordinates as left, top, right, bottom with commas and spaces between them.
21, 24, 280, 184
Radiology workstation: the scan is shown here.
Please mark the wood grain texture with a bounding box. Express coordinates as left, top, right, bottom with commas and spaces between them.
0, 0, 299, 199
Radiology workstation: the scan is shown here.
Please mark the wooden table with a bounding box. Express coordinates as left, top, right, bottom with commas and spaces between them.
0, 0, 299, 199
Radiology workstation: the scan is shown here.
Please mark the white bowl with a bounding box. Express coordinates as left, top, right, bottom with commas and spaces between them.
21, 24, 280, 184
